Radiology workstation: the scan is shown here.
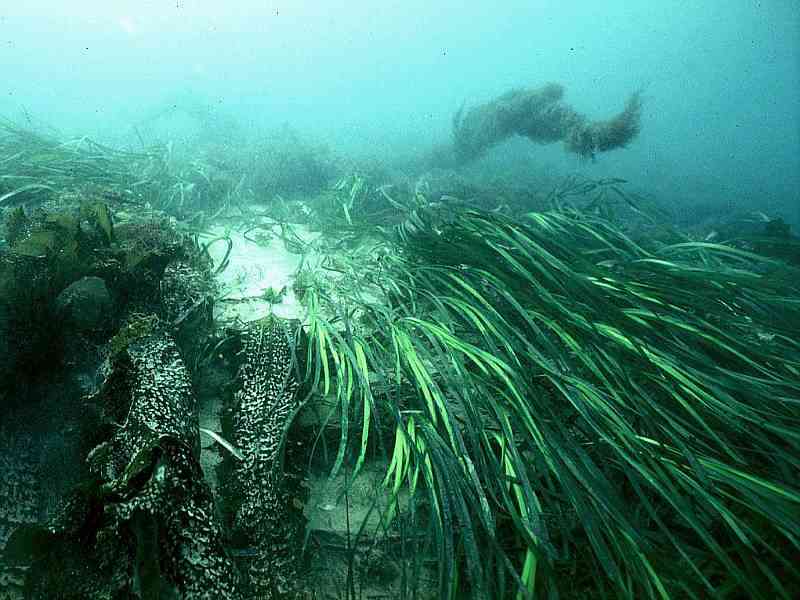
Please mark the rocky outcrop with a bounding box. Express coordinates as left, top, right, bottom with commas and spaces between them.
228, 315, 304, 598
55, 276, 114, 333
13, 322, 242, 599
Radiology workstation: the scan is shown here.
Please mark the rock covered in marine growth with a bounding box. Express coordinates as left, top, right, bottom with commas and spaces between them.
230, 315, 304, 598
159, 260, 216, 364
55, 276, 114, 333
21, 319, 242, 599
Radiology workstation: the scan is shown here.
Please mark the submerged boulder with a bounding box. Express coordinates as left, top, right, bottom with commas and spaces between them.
225, 315, 305, 597
55, 276, 114, 333
15, 322, 242, 599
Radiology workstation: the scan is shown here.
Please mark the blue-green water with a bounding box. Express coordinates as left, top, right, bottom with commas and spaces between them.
1, 3, 798, 599
1, 1, 797, 224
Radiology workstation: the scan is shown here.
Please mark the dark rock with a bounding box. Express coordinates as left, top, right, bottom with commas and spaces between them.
21, 325, 243, 599
55, 276, 113, 333
227, 315, 304, 596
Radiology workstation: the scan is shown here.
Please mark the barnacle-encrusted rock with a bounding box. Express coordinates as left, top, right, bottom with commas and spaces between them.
160, 261, 215, 326
20, 321, 242, 598
230, 315, 304, 597
160, 260, 215, 364
92, 318, 200, 473
112, 217, 189, 315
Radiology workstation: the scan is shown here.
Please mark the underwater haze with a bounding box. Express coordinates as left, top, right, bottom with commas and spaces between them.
3, 3, 800, 599
2, 0, 798, 224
